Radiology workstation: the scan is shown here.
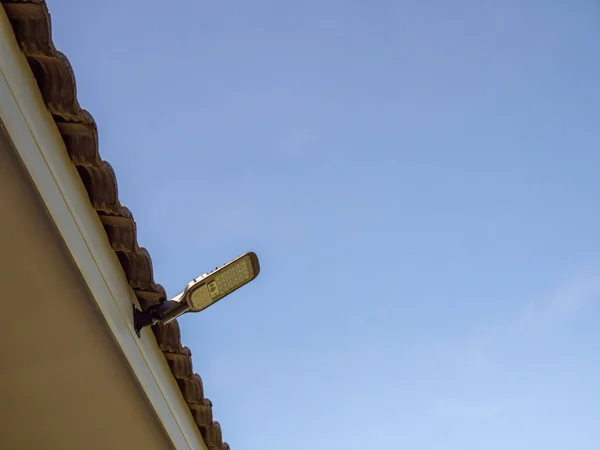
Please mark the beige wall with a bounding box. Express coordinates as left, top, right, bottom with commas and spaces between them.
0, 127, 174, 449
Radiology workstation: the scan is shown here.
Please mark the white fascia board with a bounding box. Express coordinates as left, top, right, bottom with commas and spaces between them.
0, 7, 207, 450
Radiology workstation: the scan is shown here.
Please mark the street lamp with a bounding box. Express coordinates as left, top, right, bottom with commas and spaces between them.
134, 252, 260, 337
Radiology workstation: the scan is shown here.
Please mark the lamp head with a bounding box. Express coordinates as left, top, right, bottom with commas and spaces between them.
133, 252, 260, 336
183, 252, 260, 312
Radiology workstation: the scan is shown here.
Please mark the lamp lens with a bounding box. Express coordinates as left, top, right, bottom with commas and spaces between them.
188, 254, 256, 311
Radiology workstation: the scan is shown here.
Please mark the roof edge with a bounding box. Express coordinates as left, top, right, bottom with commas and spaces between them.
0, 2, 230, 449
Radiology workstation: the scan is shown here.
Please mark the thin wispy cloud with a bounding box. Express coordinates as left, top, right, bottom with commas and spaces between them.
434, 396, 518, 420
516, 273, 600, 332
430, 271, 600, 424
276, 128, 318, 157
433, 273, 600, 373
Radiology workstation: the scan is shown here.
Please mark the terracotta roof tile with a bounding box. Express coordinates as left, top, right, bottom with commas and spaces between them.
1, 1, 230, 447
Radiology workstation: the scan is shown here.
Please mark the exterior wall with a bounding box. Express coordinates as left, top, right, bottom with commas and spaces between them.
0, 128, 174, 450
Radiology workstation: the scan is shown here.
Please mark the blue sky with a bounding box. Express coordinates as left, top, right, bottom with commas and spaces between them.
49, 1, 600, 449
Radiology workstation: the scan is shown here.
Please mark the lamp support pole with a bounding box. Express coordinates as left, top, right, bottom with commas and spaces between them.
133, 300, 188, 337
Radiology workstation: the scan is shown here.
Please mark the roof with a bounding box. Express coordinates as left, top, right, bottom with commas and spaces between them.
1, 1, 229, 448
